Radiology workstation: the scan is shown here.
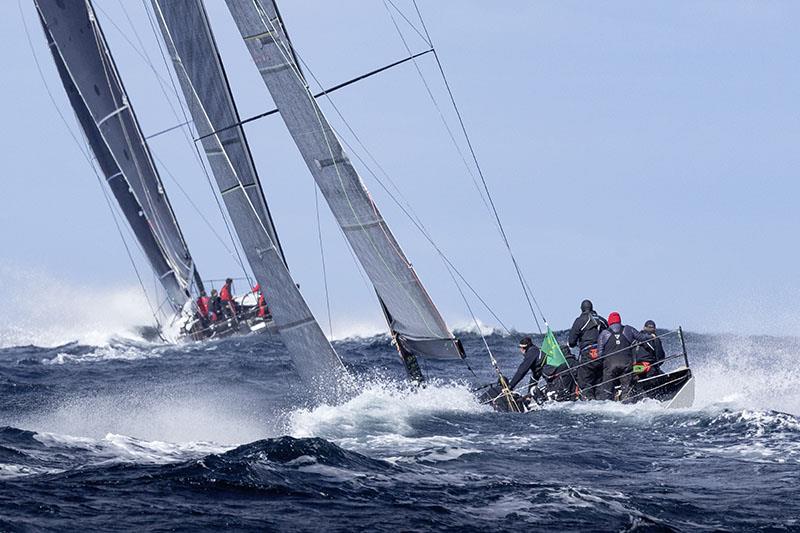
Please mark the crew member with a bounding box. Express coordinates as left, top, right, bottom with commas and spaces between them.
209, 289, 223, 322
632, 320, 666, 378
252, 283, 269, 319
596, 312, 655, 401
540, 345, 579, 401
196, 291, 210, 328
220, 278, 237, 318
505, 337, 545, 397
568, 299, 608, 400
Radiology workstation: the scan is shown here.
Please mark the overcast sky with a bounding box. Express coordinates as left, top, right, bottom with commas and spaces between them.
2, 1, 797, 337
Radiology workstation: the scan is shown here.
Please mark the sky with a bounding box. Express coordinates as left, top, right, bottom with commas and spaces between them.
1, 1, 798, 338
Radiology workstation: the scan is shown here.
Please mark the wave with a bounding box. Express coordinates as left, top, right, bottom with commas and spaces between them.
691, 334, 800, 415
0, 262, 156, 349
9, 385, 276, 445
289, 378, 487, 441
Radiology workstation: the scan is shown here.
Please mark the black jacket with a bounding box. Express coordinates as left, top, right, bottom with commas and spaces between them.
596, 323, 654, 359
507, 346, 544, 390
209, 296, 224, 318
568, 311, 608, 352
633, 334, 666, 364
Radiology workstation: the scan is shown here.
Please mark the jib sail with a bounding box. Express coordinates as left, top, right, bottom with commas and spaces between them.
225, 0, 464, 376
151, 0, 347, 387
35, 0, 199, 312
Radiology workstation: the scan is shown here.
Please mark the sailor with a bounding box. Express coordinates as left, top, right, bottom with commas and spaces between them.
209, 289, 223, 322
196, 291, 210, 328
505, 336, 545, 397
596, 312, 655, 401
252, 283, 269, 319
568, 299, 608, 400
632, 320, 666, 378
540, 345, 580, 401
220, 278, 238, 318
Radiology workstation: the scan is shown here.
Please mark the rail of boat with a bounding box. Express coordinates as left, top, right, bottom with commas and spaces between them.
482, 327, 695, 412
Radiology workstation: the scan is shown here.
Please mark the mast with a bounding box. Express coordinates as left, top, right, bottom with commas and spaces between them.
151, 0, 347, 390
35, 0, 200, 312
225, 0, 464, 381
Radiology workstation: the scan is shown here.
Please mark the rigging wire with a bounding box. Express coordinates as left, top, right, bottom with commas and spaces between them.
254, 8, 511, 338
99, 0, 250, 283
150, 153, 235, 256
256, 8, 446, 340
108, 1, 236, 258
19, 0, 162, 328
382, 1, 498, 231
250, 3, 513, 337
140, 0, 254, 287
314, 187, 334, 339
395, 0, 548, 332
413, 0, 547, 329
89, 2, 196, 298
254, 2, 511, 368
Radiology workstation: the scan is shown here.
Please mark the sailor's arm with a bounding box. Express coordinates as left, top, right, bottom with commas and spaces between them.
567, 317, 582, 348
596, 330, 610, 358
631, 328, 656, 343
506, 349, 540, 390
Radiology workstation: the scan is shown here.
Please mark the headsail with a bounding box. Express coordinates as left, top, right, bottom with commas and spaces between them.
151, 0, 347, 388
224, 0, 464, 375
35, 0, 199, 312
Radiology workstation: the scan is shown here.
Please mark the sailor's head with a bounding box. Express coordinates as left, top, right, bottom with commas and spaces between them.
607, 312, 621, 326
518, 336, 533, 353
211, 289, 218, 296
199, 290, 206, 297
643, 320, 656, 334
225, 278, 233, 285
580, 299, 593, 313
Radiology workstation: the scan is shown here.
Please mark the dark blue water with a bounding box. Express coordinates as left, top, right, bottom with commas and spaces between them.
0, 328, 798, 531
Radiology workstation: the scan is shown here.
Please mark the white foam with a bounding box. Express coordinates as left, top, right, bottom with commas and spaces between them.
289, 379, 488, 440
451, 318, 508, 337
692, 335, 800, 415
326, 320, 386, 342
0, 262, 155, 348
13, 386, 275, 446
41, 343, 158, 365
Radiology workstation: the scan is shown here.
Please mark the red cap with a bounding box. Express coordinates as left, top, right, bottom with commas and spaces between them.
252, 283, 260, 292
608, 312, 621, 325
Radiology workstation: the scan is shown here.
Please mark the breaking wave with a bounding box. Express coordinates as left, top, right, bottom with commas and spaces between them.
0, 262, 155, 349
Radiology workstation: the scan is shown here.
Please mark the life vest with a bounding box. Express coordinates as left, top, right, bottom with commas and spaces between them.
197, 296, 209, 317
257, 293, 267, 317
220, 284, 232, 301
603, 326, 632, 360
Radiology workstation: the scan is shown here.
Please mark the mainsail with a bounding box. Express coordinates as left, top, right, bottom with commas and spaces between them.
224, 0, 464, 377
151, 0, 347, 387
35, 0, 199, 312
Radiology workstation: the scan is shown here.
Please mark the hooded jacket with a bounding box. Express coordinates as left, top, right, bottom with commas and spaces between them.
568, 311, 608, 352
596, 323, 654, 359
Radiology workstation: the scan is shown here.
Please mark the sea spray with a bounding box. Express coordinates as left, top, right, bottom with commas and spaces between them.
0, 262, 155, 348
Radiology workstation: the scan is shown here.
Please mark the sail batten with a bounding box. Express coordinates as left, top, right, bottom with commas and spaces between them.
151, 0, 347, 388
225, 0, 464, 363
35, 0, 199, 312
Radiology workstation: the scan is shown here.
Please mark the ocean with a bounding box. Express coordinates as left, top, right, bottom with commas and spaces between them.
0, 323, 798, 531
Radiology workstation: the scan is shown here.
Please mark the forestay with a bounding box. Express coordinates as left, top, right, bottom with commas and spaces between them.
225, 0, 464, 366
151, 0, 347, 388
35, 0, 199, 312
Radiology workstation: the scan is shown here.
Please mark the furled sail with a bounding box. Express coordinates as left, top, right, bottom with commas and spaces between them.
35, 0, 199, 312
151, 0, 347, 387
224, 0, 464, 369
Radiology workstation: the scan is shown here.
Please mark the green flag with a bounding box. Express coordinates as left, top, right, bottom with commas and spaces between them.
541, 327, 567, 367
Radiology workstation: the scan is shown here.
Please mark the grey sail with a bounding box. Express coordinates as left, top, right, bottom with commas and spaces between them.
151, 0, 346, 387
224, 0, 464, 371
35, 0, 199, 312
